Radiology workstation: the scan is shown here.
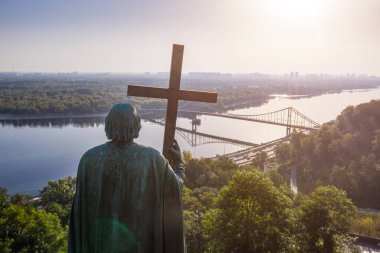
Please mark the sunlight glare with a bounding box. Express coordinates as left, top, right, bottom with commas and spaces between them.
259, 0, 326, 24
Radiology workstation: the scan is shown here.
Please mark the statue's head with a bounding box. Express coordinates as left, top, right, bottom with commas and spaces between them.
105, 103, 141, 143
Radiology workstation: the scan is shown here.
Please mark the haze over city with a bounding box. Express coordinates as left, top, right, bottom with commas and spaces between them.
1, 0, 380, 75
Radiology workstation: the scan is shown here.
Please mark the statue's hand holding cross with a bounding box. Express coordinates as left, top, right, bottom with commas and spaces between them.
128, 44, 218, 163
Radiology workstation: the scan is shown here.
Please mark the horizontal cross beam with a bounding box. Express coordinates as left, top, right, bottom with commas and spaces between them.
128, 85, 217, 103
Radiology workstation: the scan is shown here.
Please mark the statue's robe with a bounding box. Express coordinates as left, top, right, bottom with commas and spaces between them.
68, 142, 185, 253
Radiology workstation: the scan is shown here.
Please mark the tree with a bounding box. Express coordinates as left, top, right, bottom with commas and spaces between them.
10, 193, 33, 207
267, 168, 286, 188
185, 157, 239, 190
0, 187, 8, 210
182, 150, 193, 164
0, 204, 67, 252
298, 186, 357, 253
183, 185, 219, 252
184, 210, 208, 253
275, 100, 380, 208
40, 176, 76, 225
372, 129, 380, 158
352, 212, 380, 238
251, 151, 267, 169
204, 170, 295, 253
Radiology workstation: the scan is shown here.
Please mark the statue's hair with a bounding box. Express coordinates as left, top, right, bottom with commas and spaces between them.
105, 103, 141, 143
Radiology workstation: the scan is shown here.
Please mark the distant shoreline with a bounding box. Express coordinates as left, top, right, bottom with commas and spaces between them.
0, 112, 107, 121
1, 87, 379, 121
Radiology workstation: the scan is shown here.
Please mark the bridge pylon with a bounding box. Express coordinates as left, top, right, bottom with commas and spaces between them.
286, 107, 292, 136
191, 117, 201, 132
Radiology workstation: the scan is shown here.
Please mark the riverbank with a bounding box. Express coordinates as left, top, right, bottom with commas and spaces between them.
0, 112, 107, 120
1, 86, 378, 121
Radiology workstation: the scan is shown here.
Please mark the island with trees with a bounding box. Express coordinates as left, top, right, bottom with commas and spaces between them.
1, 73, 379, 118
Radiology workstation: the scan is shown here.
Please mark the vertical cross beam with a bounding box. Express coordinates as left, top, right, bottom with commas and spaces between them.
163, 44, 184, 159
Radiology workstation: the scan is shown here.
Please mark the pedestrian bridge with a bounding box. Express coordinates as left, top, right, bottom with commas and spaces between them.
140, 107, 321, 165
141, 107, 320, 135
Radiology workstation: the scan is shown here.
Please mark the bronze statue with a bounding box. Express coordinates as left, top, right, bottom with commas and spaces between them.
68, 103, 185, 253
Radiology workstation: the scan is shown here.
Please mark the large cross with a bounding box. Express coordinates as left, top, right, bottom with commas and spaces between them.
127, 44, 218, 161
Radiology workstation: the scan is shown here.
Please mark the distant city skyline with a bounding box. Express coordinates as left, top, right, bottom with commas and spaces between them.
1, 71, 376, 80
1, 0, 380, 75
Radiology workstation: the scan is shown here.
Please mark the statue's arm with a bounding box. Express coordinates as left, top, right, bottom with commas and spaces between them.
169, 140, 185, 182
172, 160, 185, 183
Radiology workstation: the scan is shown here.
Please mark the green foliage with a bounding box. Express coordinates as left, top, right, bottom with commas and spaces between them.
184, 157, 359, 252
40, 176, 76, 226
297, 186, 357, 253
0, 187, 9, 210
183, 156, 238, 252
204, 170, 295, 253
276, 100, 380, 208
0, 204, 67, 252
10, 193, 33, 207
352, 212, 380, 238
372, 129, 380, 157
182, 150, 193, 164
201, 209, 224, 253
5, 75, 376, 116
251, 151, 267, 169
267, 167, 286, 188
185, 156, 239, 190
0, 79, 269, 116
183, 186, 218, 213
0, 82, 111, 114
184, 210, 208, 253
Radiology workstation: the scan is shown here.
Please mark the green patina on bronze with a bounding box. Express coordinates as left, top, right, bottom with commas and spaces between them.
69, 103, 185, 253
90, 218, 137, 252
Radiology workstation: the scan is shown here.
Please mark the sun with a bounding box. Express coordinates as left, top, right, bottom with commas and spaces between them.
258, 0, 327, 24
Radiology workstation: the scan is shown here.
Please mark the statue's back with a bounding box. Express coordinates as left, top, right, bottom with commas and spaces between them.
68, 142, 185, 253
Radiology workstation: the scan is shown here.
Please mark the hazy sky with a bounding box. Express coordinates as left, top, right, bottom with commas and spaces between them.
1, 0, 379, 75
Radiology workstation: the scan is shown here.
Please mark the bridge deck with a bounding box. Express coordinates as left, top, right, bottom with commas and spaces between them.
179, 111, 318, 130
140, 108, 320, 131
148, 119, 258, 147
221, 137, 290, 166
176, 126, 258, 147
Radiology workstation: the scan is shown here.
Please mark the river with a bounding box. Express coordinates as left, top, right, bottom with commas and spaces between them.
0, 87, 379, 194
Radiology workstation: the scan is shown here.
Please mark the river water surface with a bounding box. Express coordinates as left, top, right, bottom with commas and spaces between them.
1, 87, 379, 194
